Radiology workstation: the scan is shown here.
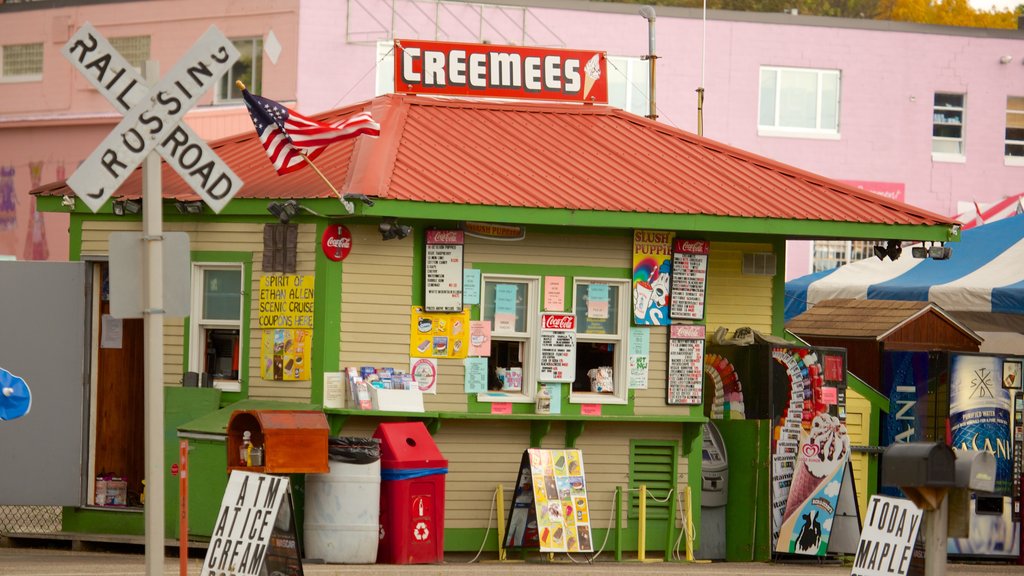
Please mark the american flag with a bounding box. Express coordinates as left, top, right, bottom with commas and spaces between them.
241, 88, 380, 175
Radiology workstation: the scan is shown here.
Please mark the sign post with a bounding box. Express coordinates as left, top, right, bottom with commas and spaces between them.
62, 23, 242, 576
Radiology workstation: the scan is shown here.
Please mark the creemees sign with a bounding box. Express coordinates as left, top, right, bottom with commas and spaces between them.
394, 39, 607, 104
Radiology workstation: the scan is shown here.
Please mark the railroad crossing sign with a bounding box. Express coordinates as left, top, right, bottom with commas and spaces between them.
62, 23, 243, 213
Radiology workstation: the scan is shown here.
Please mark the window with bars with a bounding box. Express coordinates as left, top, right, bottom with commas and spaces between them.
109, 36, 151, 71
811, 240, 875, 273
1006, 96, 1024, 162
1, 42, 43, 81
933, 92, 965, 157
629, 441, 678, 520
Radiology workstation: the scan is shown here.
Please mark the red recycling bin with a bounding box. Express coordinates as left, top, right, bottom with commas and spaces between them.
373, 422, 448, 564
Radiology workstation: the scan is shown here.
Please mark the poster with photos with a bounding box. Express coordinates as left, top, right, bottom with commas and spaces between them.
409, 306, 470, 359
260, 329, 310, 381
503, 449, 593, 553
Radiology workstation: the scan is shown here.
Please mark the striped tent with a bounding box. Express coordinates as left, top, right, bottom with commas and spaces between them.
785, 214, 1024, 333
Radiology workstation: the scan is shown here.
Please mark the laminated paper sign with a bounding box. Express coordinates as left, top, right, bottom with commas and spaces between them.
539, 313, 576, 383
260, 329, 310, 381
504, 449, 594, 553
666, 324, 705, 405
425, 230, 464, 312
410, 306, 470, 359
670, 239, 709, 321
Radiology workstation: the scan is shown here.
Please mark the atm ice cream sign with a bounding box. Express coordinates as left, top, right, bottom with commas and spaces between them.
395, 39, 607, 104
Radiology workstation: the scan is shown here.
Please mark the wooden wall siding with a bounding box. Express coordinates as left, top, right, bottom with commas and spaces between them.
83, 220, 317, 401
845, 390, 872, 520
704, 242, 774, 335
886, 314, 981, 352
464, 232, 632, 268
432, 420, 536, 529
572, 422, 688, 530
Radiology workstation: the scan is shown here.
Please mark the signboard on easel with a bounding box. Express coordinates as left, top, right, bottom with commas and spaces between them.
504, 449, 594, 553
201, 471, 303, 576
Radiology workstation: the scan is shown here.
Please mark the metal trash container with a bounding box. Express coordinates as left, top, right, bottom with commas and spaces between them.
304, 437, 381, 563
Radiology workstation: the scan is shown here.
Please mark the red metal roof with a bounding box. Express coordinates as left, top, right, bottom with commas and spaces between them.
35, 93, 954, 227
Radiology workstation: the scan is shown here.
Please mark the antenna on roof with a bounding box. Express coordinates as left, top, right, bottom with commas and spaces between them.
697, 0, 707, 136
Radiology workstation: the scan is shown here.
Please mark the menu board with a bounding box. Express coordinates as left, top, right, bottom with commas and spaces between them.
539, 313, 576, 383
667, 324, 706, 405
670, 239, 709, 321
425, 230, 464, 312
504, 449, 594, 553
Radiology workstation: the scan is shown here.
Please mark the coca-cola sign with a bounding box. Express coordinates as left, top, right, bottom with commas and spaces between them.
673, 239, 709, 255
321, 224, 352, 262
541, 313, 576, 331
426, 229, 464, 245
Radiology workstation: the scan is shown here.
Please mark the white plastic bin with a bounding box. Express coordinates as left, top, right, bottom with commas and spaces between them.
304, 458, 381, 563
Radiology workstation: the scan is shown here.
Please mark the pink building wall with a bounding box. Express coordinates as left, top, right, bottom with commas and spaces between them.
3, 0, 1023, 275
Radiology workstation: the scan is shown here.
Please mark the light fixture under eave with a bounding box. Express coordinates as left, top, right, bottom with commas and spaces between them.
874, 244, 887, 261
267, 200, 300, 224
60, 195, 76, 209
379, 217, 412, 241
929, 242, 953, 260
113, 199, 142, 216
885, 239, 902, 261
175, 200, 204, 215
911, 244, 928, 259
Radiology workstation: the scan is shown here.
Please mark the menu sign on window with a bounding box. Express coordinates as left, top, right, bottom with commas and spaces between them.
539, 313, 576, 383
425, 230, 464, 312
670, 239, 709, 321
667, 324, 706, 405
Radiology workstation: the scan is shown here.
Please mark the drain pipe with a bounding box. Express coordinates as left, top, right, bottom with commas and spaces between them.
640, 6, 658, 121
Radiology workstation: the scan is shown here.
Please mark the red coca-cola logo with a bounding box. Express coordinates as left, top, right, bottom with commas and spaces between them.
426, 230, 464, 244
673, 239, 709, 255
321, 225, 352, 262
542, 314, 576, 331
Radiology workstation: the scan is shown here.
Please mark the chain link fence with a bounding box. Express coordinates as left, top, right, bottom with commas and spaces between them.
0, 506, 61, 535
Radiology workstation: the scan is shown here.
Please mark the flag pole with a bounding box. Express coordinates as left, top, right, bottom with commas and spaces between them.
236, 80, 355, 214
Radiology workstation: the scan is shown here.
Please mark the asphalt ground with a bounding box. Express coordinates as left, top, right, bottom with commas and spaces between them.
2, 548, 1024, 576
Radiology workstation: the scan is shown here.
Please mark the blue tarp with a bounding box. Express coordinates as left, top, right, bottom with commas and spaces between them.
786, 214, 1024, 322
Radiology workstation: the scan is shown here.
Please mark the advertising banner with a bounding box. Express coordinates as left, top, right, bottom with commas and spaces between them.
504, 449, 594, 553
949, 354, 1011, 494
410, 306, 470, 359
632, 230, 672, 326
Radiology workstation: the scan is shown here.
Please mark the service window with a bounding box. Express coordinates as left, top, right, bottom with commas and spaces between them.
189, 263, 245, 391
571, 278, 629, 404
479, 274, 539, 403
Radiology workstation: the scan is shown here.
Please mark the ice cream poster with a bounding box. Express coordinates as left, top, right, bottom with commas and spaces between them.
775, 413, 851, 555
410, 306, 470, 359
504, 449, 594, 553
260, 329, 311, 381
632, 230, 672, 326
950, 354, 1011, 495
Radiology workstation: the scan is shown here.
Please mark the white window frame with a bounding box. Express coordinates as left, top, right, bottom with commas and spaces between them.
188, 263, 245, 392
1005, 96, 1024, 167
1, 42, 43, 83
216, 37, 263, 103
758, 66, 841, 140
477, 274, 539, 404
932, 92, 966, 162
570, 277, 629, 405
606, 55, 650, 117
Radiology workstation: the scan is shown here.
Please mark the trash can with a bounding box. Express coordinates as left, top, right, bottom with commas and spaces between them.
374, 422, 448, 564
304, 437, 381, 563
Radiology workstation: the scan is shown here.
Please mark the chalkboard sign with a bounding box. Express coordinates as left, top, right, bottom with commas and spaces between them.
666, 324, 705, 405
670, 239, 709, 321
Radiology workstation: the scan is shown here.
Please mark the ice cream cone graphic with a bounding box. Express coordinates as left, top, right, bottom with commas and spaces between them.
583, 54, 602, 100
783, 413, 849, 520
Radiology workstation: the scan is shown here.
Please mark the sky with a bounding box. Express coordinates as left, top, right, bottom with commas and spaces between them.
968, 0, 1021, 11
